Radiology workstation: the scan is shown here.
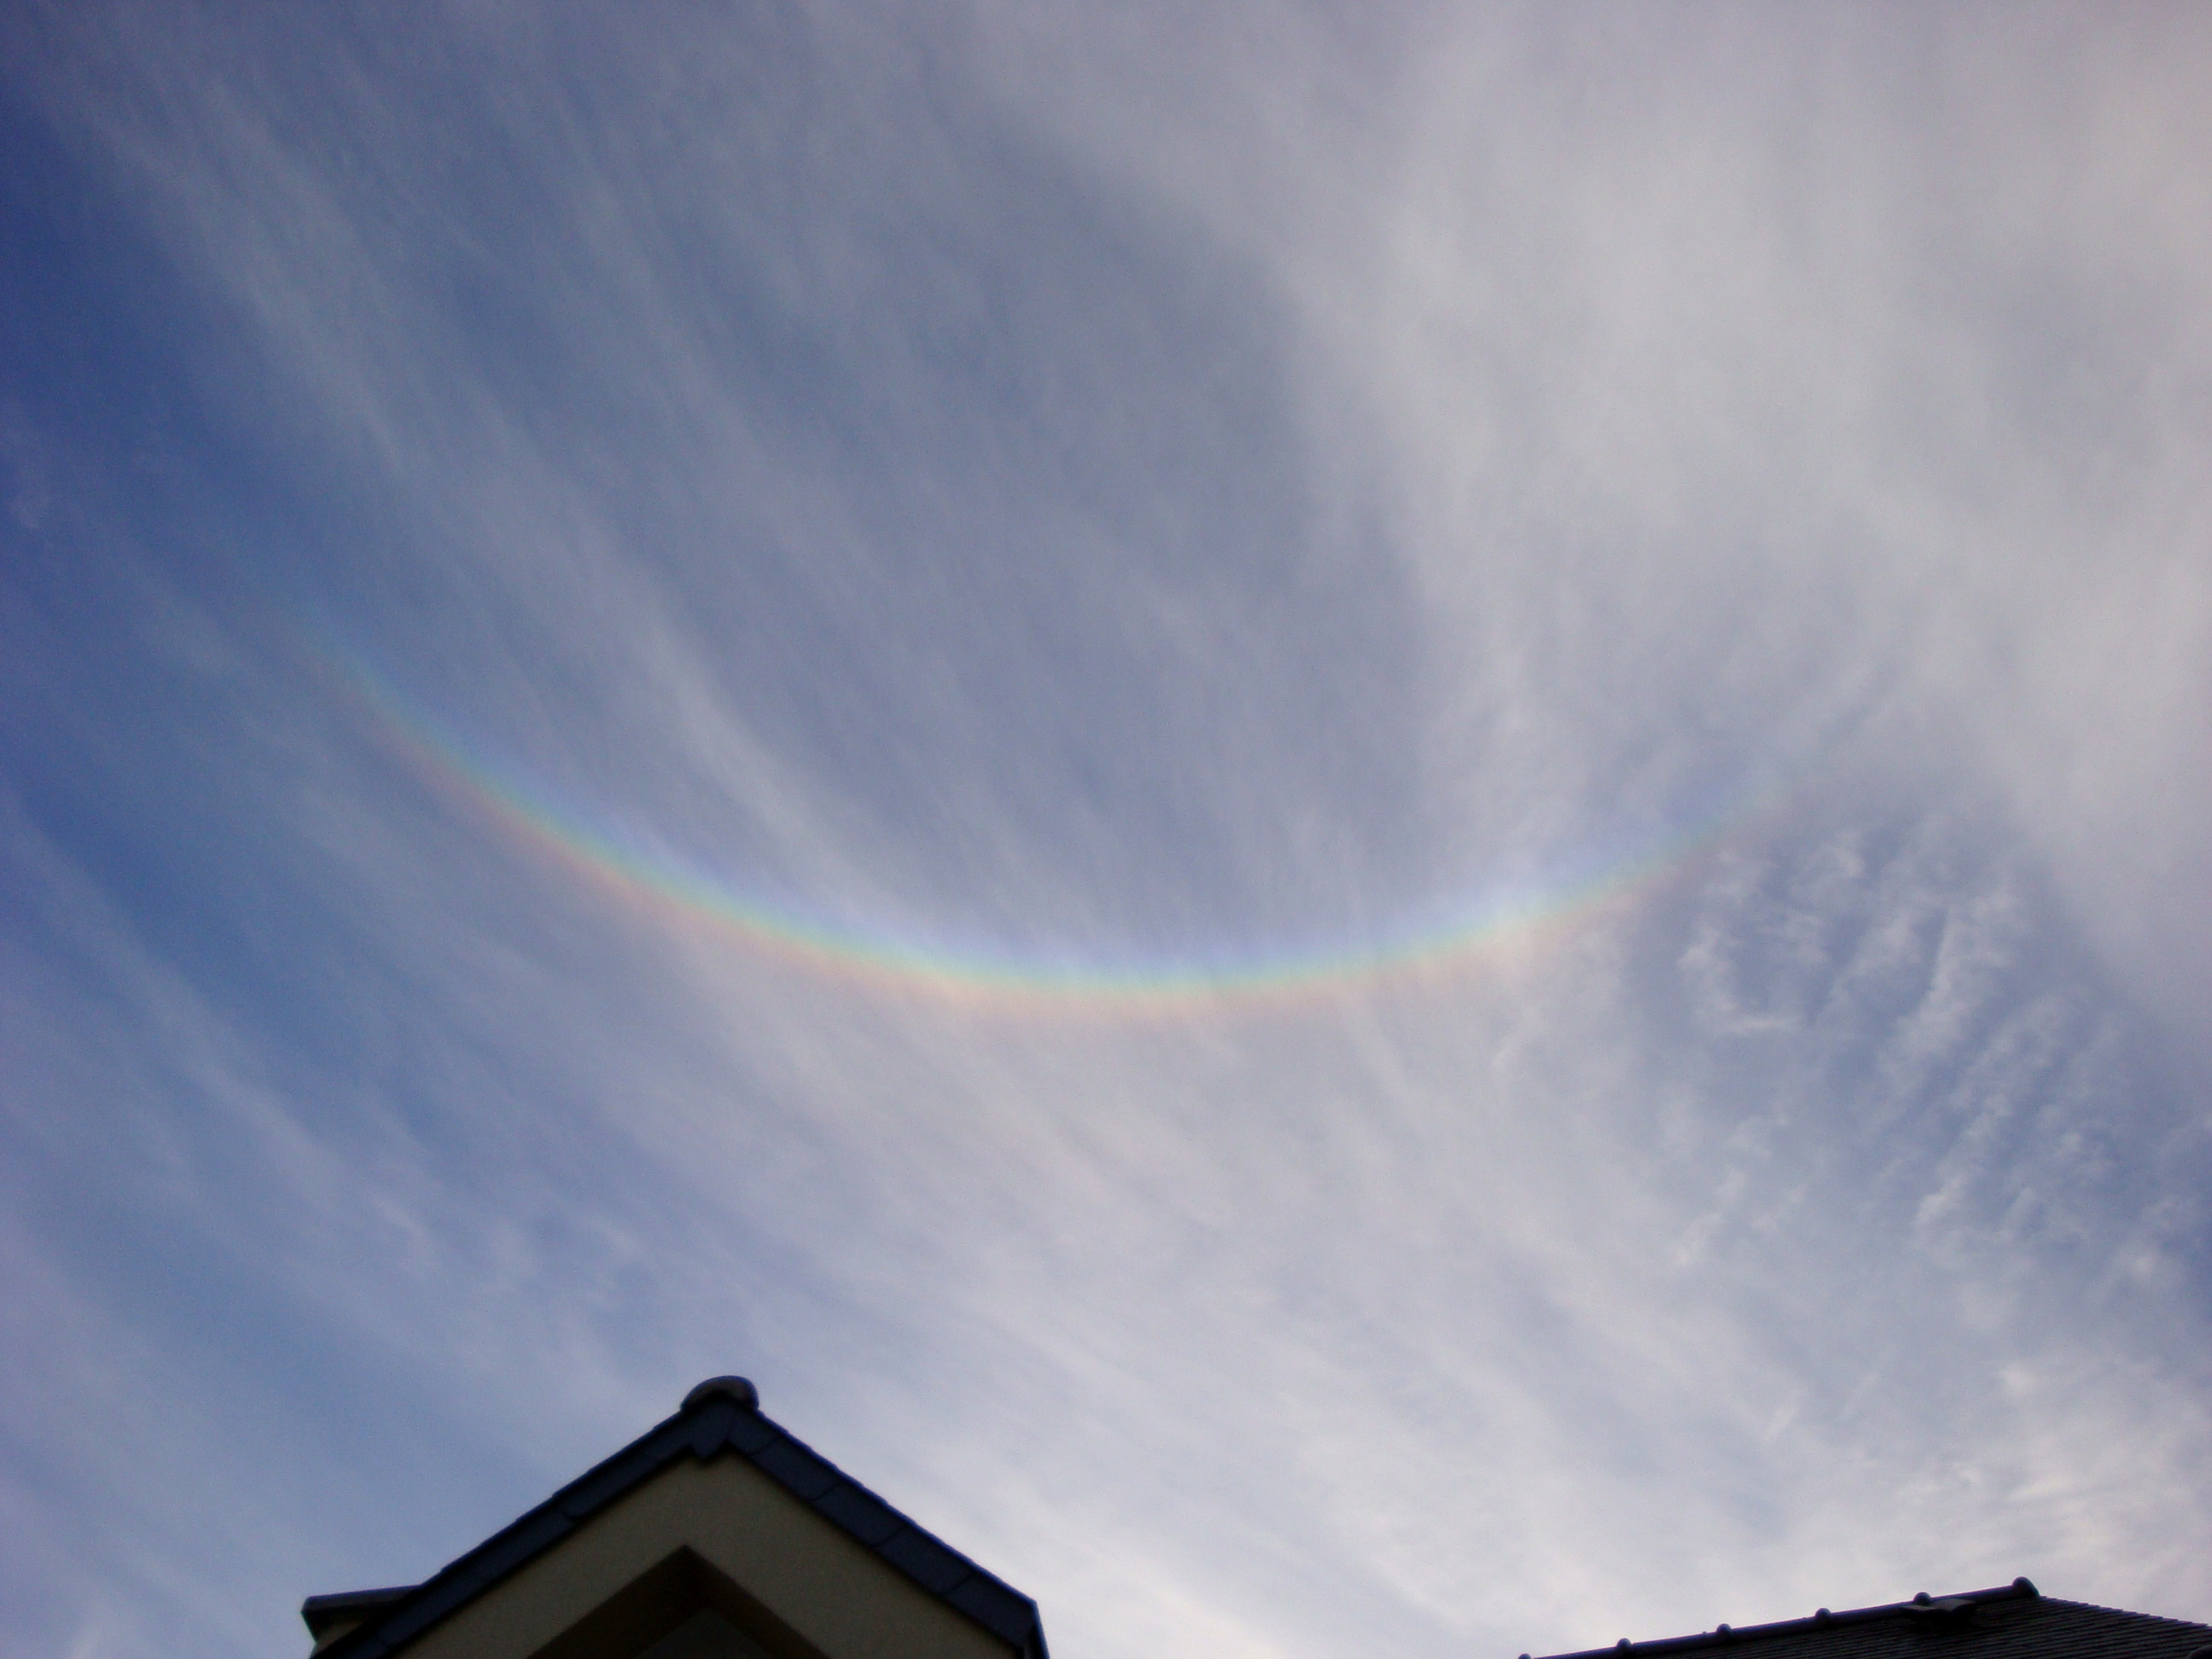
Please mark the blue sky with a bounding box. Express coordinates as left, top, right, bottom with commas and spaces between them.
3, 6, 2210, 1658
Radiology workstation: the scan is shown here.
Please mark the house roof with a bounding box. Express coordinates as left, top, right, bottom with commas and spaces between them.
304, 1377, 1048, 1659
1529, 1580, 2212, 1659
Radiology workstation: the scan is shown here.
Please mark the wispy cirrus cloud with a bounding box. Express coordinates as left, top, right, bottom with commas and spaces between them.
3, 6, 2209, 1659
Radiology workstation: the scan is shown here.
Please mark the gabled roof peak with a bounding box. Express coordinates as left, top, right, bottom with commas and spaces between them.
305, 1374, 1046, 1659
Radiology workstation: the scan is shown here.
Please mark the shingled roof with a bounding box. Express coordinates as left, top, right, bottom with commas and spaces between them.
1530, 1580, 2211, 1659
303, 1377, 1048, 1659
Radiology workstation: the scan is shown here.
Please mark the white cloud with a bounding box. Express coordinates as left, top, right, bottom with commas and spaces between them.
2, 6, 2208, 1659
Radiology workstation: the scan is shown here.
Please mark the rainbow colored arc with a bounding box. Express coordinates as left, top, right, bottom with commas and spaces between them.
330, 644, 1736, 1015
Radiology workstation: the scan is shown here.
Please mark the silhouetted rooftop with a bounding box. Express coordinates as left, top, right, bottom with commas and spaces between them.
1529, 1580, 2211, 1659
305, 1377, 1046, 1659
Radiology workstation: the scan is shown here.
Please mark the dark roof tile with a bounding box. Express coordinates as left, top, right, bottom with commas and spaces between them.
686, 1398, 736, 1458
301, 1588, 414, 1640
553, 1427, 678, 1518
724, 1405, 776, 1455
365, 1590, 451, 1650
464, 1506, 573, 1582
812, 1479, 905, 1546
876, 1525, 975, 1595
945, 1573, 1045, 1645
750, 1433, 840, 1501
